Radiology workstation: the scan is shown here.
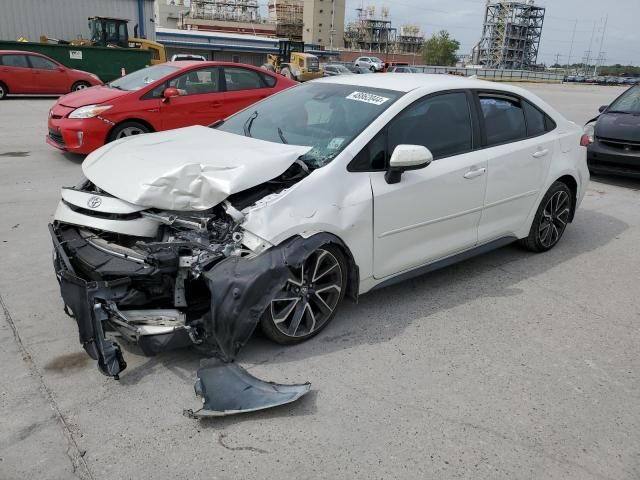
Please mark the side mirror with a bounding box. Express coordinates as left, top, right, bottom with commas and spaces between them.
57, 66, 65, 72
598, 105, 607, 113
384, 145, 433, 184
162, 87, 180, 102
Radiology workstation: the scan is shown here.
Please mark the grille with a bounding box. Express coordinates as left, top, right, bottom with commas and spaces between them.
308, 58, 319, 71
48, 129, 65, 147
597, 137, 640, 152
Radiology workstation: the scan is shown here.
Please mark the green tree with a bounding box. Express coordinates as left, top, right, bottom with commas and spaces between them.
422, 30, 460, 66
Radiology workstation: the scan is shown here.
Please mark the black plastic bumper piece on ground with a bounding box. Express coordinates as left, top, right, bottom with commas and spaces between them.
186, 358, 311, 417
49, 224, 129, 378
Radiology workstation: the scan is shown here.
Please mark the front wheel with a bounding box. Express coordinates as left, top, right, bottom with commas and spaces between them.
260, 245, 347, 345
107, 121, 150, 142
519, 181, 573, 252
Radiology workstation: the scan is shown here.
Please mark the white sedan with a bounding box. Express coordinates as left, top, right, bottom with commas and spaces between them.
50, 74, 589, 378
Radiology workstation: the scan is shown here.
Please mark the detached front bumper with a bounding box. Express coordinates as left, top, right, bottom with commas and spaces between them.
49, 224, 193, 378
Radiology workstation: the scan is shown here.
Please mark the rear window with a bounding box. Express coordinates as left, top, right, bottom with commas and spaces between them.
0, 54, 28, 68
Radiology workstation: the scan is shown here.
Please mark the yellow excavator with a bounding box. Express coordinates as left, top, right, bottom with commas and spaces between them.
38, 16, 166, 65
266, 40, 323, 82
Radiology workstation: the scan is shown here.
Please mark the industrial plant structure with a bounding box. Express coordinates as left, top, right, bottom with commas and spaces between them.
344, 6, 424, 54
473, 0, 545, 69
267, 0, 304, 41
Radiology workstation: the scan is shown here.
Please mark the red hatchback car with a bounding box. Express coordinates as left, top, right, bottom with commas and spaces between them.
47, 61, 297, 154
0, 50, 102, 99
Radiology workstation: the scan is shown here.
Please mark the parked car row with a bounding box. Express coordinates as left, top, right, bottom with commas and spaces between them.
565, 75, 640, 85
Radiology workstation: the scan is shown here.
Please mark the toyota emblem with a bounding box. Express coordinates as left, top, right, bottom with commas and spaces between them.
87, 196, 102, 208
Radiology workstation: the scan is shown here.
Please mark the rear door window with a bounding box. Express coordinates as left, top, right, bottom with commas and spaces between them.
522, 100, 547, 136
223, 67, 264, 91
168, 67, 221, 95
1, 54, 29, 68
28, 55, 58, 70
479, 94, 527, 146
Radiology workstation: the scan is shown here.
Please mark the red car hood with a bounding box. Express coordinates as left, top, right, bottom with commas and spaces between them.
58, 85, 128, 108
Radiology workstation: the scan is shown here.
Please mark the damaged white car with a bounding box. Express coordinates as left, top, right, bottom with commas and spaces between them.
50, 75, 589, 414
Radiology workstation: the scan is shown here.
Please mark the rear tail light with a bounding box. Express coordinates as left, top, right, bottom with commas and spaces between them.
581, 123, 595, 146
580, 134, 593, 146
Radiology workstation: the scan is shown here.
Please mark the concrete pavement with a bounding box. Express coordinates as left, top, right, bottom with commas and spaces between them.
0, 84, 638, 480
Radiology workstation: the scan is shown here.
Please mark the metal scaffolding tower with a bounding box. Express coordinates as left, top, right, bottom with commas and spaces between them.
344, 6, 396, 53
188, 0, 261, 23
473, 0, 545, 69
267, 0, 303, 40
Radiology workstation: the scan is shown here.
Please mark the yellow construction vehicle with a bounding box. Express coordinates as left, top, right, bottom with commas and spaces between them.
38, 16, 166, 65
87, 16, 166, 64
267, 40, 323, 82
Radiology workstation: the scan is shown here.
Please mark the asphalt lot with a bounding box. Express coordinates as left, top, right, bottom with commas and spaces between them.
1, 82, 639, 480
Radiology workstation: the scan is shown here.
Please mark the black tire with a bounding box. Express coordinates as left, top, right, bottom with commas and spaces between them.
370, 65, 376, 72
71, 81, 91, 92
0, 82, 7, 100
519, 181, 573, 252
260, 244, 347, 345
107, 121, 151, 143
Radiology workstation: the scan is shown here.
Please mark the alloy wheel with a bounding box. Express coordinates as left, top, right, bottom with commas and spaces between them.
116, 126, 146, 139
270, 249, 343, 338
538, 190, 570, 248
74, 83, 89, 91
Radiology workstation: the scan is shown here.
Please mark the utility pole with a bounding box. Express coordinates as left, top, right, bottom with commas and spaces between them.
583, 21, 597, 74
554, 52, 561, 66
594, 15, 608, 76
566, 18, 577, 72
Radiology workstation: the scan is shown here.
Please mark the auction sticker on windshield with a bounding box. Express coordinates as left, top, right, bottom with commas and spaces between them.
346, 91, 390, 106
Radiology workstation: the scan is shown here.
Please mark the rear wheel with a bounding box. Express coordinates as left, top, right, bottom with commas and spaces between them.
107, 121, 150, 142
519, 181, 573, 252
71, 81, 91, 92
260, 245, 347, 345
0, 82, 7, 100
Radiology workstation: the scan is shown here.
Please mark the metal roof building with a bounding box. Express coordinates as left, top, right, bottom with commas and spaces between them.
156, 27, 338, 66
0, 0, 156, 43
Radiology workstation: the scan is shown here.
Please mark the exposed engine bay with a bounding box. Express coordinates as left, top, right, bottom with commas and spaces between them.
48, 161, 334, 416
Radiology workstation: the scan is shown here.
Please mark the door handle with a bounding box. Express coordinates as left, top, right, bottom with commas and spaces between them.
532, 148, 549, 158
211, 101, 222, 108
464, 167, 487, 179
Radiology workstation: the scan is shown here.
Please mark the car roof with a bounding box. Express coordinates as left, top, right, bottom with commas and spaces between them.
0, 50, 44, 55
162, 60, 263, 70
314, 73, 506, 93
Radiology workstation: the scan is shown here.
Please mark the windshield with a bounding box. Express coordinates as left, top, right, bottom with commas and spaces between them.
608, 86, 640, 114
109, 65, 179, 91
335, 65, 352, 73
217, 82, 402, 169
371, 57, 382, 63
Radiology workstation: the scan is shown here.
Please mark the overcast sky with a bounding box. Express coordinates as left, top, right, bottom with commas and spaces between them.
342, 0, 639, 66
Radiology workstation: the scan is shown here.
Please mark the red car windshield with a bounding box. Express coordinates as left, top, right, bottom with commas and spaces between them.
109, 65, 179, 91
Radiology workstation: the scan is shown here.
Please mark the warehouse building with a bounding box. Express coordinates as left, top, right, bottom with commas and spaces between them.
0, 0, 156, 43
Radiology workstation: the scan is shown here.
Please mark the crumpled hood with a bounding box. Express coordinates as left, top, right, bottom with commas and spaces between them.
596, 113, 640, 142
82, 126, 311, 211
